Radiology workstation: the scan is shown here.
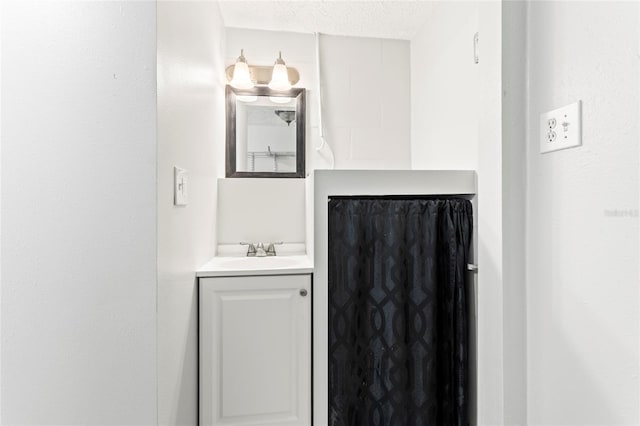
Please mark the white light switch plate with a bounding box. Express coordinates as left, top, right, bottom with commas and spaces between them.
540, 100, 582, 154
174, 167, 188, 206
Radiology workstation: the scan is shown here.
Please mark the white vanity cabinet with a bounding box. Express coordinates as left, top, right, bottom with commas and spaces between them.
199, 273, 311, 426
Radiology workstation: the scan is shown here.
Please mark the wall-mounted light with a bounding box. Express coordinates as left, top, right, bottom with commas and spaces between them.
225, 50, 299, 91
229, 49, 254, 90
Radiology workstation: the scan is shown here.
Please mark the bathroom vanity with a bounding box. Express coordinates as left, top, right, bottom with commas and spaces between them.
197, 255, 313, 426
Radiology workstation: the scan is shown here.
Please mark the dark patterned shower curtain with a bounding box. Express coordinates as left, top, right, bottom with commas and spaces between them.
328, 197, 472, 426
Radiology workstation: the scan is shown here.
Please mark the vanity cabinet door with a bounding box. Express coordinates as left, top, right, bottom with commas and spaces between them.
199, 274, 311, 426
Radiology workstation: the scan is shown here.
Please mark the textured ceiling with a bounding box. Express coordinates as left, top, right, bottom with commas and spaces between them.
218, 1, 439, 40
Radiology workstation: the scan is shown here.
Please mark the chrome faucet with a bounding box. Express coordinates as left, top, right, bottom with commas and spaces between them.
240, 242, 282, 257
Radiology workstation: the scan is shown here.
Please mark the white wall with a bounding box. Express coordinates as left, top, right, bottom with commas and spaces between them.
410, 2, 479, 170
501, 2, 527, 424
217, 179, 306, 245
0, 1, 3, 418
526, 2, 639, 425
318, 34, 411, 169
1, 2, 157, 424
157, 2, 226, 425
475, 3, 509, 425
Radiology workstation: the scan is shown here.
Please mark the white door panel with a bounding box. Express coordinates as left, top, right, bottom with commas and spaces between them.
200, 274, 311, 426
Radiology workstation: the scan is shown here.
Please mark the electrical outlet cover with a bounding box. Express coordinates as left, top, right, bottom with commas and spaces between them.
539, 100, 582, 154
174, 167, 188, 206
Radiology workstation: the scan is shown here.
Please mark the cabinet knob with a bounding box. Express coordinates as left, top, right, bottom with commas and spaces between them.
299, 289, 308, 297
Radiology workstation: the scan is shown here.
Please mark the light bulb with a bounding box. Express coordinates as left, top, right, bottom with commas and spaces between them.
268, 51, 292, 91
229, 49, 254, 89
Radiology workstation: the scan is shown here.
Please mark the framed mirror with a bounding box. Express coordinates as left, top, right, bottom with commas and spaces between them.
226, 85, 306, 178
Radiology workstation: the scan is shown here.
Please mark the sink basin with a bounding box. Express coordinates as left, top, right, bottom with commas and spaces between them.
216, 256, 301, 270
197, 254, 313, 277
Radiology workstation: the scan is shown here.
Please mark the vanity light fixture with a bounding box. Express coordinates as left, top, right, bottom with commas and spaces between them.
268, 51, 292, 91
225, 51, 300, 89
229, 49, 254, 90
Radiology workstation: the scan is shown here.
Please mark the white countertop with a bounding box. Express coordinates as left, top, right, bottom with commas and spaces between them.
197, 253, 313, 277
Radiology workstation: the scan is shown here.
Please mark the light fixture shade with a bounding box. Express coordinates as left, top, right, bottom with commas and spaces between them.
268, 52, 292, 91
229, 50, 254, 89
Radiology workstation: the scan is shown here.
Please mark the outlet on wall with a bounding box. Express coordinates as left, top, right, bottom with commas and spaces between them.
539, 100, 582, 154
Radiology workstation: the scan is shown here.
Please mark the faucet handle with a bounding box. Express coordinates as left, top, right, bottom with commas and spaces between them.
265, 242, 283, 256
240, 242, 257, 257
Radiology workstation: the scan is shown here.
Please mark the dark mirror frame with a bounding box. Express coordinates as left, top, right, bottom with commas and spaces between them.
226, 85, 306, 178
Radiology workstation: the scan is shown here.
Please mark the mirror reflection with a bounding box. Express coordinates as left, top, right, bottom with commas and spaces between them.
236, 96, 297, 173
226, 86, 305, 178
